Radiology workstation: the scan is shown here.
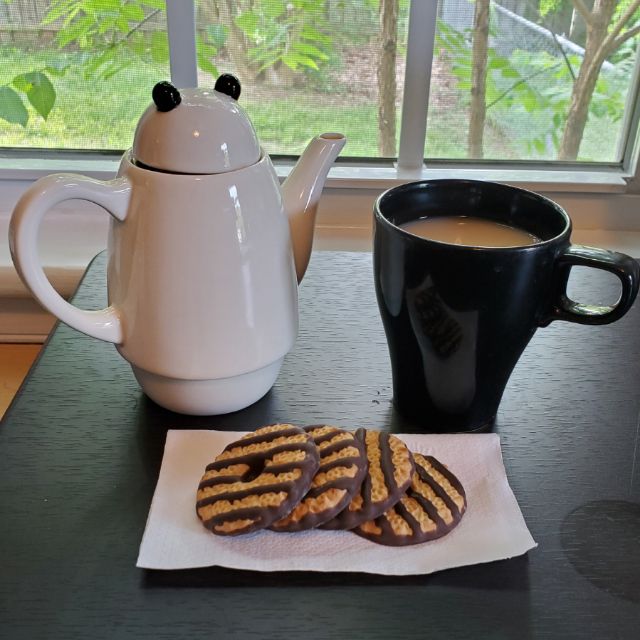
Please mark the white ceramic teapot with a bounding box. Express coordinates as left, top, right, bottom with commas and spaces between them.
10, 74, 345, 415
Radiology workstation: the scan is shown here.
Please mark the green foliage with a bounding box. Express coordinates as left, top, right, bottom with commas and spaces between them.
436, 20, 538, 111
0, 47, 165, 147
235, 0, 332, 73
196, 34, 219, 78
0, 86, 29, 127
0, 68, 58, 127
0, 0, 170, 127
435, 18, 631, 158
612, 0, 640, 31
1, 0, 224, 128
538, 0, 563, 18
0, 47, 382, 155
13, 72, 56, 119
205, 24, 229, 51
42, 0, 171, 78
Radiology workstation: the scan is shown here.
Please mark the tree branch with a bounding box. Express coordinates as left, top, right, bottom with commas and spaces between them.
599, 0, 640, 58
117, 8, 162, 46
611, 22, 640, 51
486, 62, 562, 111
102, 8, 163, 49
604, 0, 640, 47
550, 31, 576, 81
571, 0, 594, 26
524, 0, 575, 79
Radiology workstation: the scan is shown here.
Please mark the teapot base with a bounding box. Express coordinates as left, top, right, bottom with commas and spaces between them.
131, 358, 284, 415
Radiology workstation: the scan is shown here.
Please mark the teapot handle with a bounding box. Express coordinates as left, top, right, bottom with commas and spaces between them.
9, 174, 131, 344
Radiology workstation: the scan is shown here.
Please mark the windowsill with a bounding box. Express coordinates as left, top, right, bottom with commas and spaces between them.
0, 153, 632, 193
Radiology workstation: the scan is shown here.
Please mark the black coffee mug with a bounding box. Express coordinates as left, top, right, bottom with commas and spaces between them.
373, 179, 640, 432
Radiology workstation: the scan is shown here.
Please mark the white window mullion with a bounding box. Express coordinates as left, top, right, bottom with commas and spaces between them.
397, 0, 438, 172
166, 0, 198, 88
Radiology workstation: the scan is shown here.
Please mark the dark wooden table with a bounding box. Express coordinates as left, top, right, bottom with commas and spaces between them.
1, 251, 639, 639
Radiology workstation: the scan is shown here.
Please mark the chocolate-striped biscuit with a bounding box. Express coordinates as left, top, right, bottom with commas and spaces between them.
269, 425, 367, 532
354, 452, 467, 546
321, 428, 414, 530
196, 424, 320, 536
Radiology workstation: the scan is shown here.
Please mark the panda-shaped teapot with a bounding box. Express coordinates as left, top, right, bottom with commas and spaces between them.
10, 75, 346, 414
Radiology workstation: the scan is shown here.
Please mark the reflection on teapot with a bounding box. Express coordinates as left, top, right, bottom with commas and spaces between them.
10, 74, 346, 415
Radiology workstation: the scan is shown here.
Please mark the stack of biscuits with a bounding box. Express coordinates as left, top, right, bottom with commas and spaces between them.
196, 424, 466, 546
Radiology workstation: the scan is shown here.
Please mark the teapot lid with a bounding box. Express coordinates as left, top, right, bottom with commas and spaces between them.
132, 75, 260, 174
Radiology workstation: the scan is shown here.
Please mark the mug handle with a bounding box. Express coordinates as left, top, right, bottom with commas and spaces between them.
546, 244, 640, 325
9, 173, 131, 343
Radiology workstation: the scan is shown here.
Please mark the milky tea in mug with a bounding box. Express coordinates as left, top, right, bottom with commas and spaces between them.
373, 179, 640, 432
400, 216, 541, 248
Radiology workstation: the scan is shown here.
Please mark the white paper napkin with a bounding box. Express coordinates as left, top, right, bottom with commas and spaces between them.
137, 429, 536, 575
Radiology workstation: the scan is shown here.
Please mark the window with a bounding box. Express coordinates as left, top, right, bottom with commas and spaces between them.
429, 1, 640, 165
0, 1, 170, 151
194, 1, 409, 158
1, 0, 639, 178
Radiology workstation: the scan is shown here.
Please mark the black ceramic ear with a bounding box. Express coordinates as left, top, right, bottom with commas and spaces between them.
152, 81, 182, 112
214, 74, 241, 100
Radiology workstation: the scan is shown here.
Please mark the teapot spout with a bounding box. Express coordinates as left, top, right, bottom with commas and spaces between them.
282, 133, 346, 283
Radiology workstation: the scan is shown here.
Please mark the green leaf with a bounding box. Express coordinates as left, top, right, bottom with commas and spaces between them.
116, 14, 130, 34
511, 81, 529, 94
206, 24, 228, 49
150, 31, 169, 63
85, 0, 121, 10
485, 84, 500, 105
82, 48, 119, 78
280, 52, 299, 70
57, 15, 96, 48
590, 101, 607, 118
292, 41, 329, 61
539, 0, 563, 17
44, 62, 69, 77
98, 17, 117, 34
129, 35, 147, 56
121, 3, 145, 21
197, 50, 219, 78
22, 72, 56, 119
42, 0, 76, 26
522, 88, 540, 112
282, 52, 318, 70
198, 43, 217, 58
102, 59, 132, 80
140, 0, 165, 9
488, 56, 508, 70
300, 25, 331, 44
13, 72, 56, 120
500, 67, 521, 79
235, 11, 259, 38
262, 0, 285, 19
0, 86, 29, 127
451, 64, 471, 82
11, 75, 32, 93
61, 5, 81, 29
